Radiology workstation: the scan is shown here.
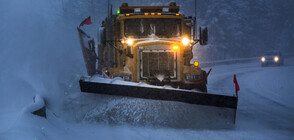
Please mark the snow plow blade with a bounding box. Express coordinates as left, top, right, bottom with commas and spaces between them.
79, 76, 239, 125
79, 77, 238, 109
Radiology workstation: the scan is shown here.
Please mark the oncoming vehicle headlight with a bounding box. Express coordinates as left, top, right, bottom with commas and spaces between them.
261, 57, 266, 62
182, 37, 190, 46
185, 74, 201, 81
274, 56, 279, 62
112, 74, 132, 81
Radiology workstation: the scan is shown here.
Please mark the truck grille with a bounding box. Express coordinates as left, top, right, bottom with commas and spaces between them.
140, 50, 176, 79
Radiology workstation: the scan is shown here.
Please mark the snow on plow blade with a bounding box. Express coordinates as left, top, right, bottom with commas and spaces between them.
79, 76, 238, 125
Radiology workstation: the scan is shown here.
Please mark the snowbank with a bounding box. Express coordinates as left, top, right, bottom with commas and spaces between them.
23, 95, 45, 114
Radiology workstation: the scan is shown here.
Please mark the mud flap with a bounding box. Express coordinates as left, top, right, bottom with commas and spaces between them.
79, 77, 238, 123
77, 27, 97, 76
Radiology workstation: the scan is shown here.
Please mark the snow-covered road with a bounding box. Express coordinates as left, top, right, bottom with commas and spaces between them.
204, 56, 294, 139
1, 57, 294, 140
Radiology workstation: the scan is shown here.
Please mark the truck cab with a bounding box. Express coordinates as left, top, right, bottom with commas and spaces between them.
97, 2, 208, 91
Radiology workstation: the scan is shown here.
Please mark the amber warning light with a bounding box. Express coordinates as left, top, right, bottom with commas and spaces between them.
172, 45, 179, 51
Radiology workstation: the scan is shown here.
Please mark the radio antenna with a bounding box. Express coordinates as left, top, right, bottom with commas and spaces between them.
108, 0, 110, 18
195, 0, 197, 18
194, 0, 197, 40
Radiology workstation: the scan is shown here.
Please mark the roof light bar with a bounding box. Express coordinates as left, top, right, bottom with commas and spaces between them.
123, 13, 181, 17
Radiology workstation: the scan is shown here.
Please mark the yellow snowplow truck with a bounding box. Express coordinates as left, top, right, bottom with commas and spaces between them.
99, 2, 208, 91
78, 2, 238, 124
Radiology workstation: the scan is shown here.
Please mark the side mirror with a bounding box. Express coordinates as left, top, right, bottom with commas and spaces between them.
199, 27, 208, 45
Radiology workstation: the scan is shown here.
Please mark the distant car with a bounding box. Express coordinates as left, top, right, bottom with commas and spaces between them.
261, 51, 284, 66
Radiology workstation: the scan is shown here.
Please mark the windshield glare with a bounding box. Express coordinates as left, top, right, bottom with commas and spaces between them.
124, 18, 181, 38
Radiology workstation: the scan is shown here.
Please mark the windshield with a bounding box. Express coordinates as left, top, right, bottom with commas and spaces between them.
265, 51, 279, 56
124, 18, 181, 38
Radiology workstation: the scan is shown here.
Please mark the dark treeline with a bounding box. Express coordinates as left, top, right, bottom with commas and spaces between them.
62, 0, 294, 61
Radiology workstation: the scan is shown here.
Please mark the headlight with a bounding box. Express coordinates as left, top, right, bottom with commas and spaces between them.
113, 74, 132, 81
261, 57, 266, 62
185, 74, 201, 81
126, 38, 134, 46
182, 37, 190, 46
121, 38, 134, 46
274, 56, 279, 62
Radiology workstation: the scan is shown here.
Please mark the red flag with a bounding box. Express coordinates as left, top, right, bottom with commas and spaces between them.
80, 16, 92, 27
233, 74, 240, 92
